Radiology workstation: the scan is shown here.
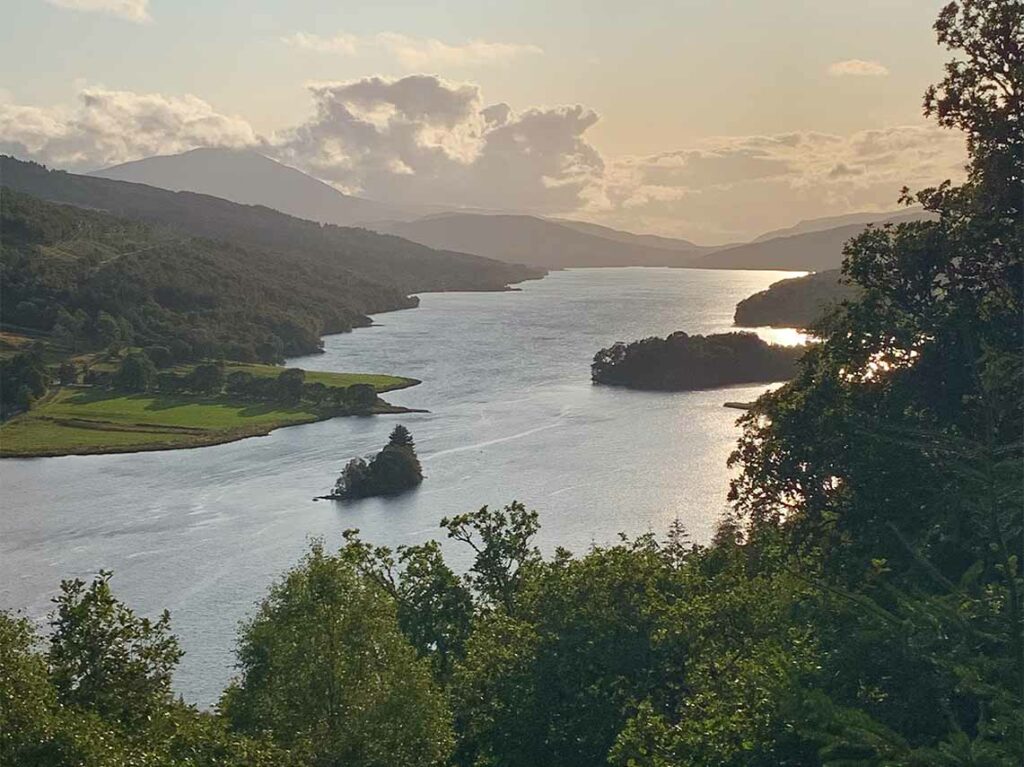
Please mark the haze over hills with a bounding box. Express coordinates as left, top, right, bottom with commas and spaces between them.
371, 207, 931, 273
82, 148, 934, 274
370, 212, 711, 269
690, 210, 935, 272
1, 155, 540, 302
93, 148, 417, 227
751, 208, 932, 242
550, 219, 708, 252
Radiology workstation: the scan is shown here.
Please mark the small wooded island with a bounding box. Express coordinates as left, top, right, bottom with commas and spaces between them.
592, 331, 803, 390
328, 425, 424, 500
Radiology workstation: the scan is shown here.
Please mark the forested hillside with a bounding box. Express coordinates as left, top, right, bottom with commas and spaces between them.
0, 156, 543, 297
0, 190, 407, 361
733, 269, 860, 328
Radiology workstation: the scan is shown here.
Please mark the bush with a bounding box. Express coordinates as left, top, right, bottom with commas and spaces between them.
347, 383, 378, 414
275, 368, 305, 404
112, 352, 157, 393
186, 362, 225, 394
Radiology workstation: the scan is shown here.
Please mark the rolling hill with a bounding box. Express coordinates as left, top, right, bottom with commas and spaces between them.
370, 213, 709, 269
551, 218, 707, 252
92, 147, 412, 226
0, 156, 542, 300
0, 189, 404, 360
733, 269, 860, 328
690, 211, 933, 272
369, 208, 931, 273
751, 208, 930, 242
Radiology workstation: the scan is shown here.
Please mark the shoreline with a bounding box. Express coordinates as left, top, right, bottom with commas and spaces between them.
0, 378, 425, 460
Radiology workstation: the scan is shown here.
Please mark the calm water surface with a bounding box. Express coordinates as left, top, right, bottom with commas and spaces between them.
0, 267, 803, 705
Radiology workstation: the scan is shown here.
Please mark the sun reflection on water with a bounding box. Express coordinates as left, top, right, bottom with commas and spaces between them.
749, 326, 812, 346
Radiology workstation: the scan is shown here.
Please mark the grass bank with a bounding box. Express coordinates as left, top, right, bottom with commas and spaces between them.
0, 373, 419, 458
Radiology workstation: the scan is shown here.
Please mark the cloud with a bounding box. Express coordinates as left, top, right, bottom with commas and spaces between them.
45, 0, 150, 23
281, 31, 541, 68
272, 75, 599, 211
375, 33, 542, 68
0, 78, 965, 242
828, 59, 890, 77
0, 87, 256, 169
590, 126, 964, 241
280, 32, 359, 55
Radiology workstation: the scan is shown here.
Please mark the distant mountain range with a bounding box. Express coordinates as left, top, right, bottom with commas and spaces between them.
93, 148, 416, 227
1, 156, 540, 338
751, 208, 930, 242
549, 218, 703, 252
84, 147, 933, 273
370, 213, 714, 269
687, 211, 933, 272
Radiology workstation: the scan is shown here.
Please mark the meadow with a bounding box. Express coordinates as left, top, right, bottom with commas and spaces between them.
0, 371, 418, 458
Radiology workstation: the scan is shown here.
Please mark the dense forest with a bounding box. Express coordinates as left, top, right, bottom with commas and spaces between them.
591, 331, 802, 390
733, 269, 860, 329
0, 160, 541, 410
1, 2, 1020, 766
0, 156, 543, 385
0, 190, 405, 363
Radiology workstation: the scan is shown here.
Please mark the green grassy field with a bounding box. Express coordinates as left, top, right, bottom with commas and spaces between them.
0, 370, 419, 458
221, 363, 418, 392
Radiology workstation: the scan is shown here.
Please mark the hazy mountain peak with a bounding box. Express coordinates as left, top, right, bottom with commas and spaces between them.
91, 147, 411, 226
369, 212, 713, 269
752, 207, 929, 242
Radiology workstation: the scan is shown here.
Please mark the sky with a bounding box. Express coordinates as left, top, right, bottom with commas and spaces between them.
1, 0, 967, 243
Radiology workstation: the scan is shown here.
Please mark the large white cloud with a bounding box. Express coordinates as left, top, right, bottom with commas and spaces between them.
0, 87, 256, 169
45, 0, 150, 23
0, 78, 966, 241
272, 75, 601, 211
